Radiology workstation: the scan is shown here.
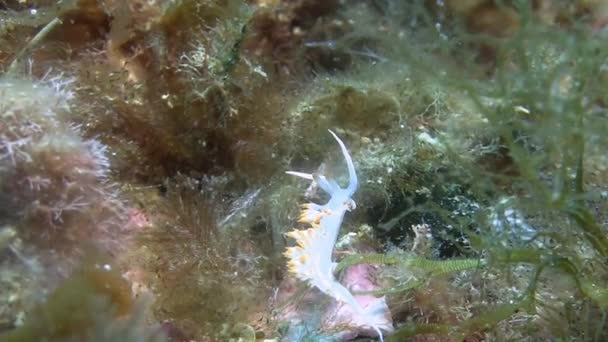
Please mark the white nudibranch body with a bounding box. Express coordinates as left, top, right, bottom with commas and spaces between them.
284, 130, 388, 341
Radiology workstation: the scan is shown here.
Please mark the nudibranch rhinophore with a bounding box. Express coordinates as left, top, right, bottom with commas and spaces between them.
284, 130, 391, 341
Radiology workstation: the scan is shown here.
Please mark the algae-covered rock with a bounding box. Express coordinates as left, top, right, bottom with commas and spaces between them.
0, 76, 126, 254
0, 252, 162, 342
2, 0, 608, 341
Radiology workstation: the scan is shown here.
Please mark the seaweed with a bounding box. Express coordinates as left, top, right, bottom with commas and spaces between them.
133, 176, 274, 340
2, 0, 608, 340
0, 251, 163, 342
321, 1, 608, 339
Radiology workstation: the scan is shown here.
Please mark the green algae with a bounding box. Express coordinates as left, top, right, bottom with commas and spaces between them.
1, 0, 608, 340
0, 252, 162, 342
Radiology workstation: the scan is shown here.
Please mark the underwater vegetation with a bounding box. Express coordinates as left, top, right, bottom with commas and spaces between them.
0, 0, 608, 341
0, 251, 163, 341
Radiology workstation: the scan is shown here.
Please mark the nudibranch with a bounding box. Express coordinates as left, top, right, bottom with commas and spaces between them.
284, 130, 388, 341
